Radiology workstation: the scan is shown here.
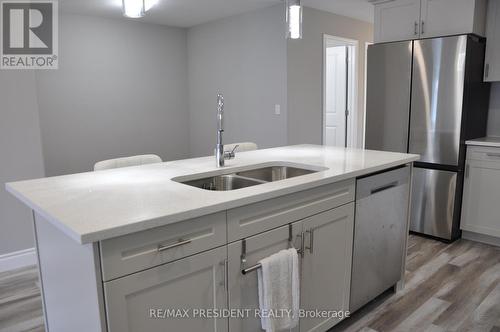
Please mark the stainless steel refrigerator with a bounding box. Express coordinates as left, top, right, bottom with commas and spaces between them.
365, 35, 490, 241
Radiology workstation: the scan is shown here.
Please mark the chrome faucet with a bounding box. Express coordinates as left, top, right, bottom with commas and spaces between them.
215, 93, 237, 167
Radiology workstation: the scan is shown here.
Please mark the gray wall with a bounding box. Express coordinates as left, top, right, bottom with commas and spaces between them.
0, 71, 45, 255
487, 83, 500, 136
187, 5, 288, 157
287, 7, 373, 147
36, 14, 190, 176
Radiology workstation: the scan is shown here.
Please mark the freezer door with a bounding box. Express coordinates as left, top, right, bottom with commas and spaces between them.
409, 36, 467, 166
365, 41, 412, 153
410, 168, 457, 240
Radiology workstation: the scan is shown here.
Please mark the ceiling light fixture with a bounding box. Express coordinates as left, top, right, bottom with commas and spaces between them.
122, 0, 145, 18
122, 0, 157, 18
286, 0, 302, 39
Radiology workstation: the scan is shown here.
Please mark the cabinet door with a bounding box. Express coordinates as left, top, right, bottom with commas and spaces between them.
461, 159, 500, 237
104, 246, 228, 332
485, 0, 500, 81
300, 203, 355, 332
374, 0, 421, 43
420, 0, 479, 38
227, 223, 302, 332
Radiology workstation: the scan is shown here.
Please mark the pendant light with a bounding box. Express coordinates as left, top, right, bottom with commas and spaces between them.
286, 0, 303, 39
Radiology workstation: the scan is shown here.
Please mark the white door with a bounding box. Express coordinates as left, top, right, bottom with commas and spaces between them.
324, 46, 347, 147
104, 246, 228, 332
374, 0, 421, 43
299, 204, 355, 332
420, 0, 476, 38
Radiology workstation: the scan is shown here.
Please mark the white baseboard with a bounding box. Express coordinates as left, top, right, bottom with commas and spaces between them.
462, 231, 500, 247
0, 248, 37, 273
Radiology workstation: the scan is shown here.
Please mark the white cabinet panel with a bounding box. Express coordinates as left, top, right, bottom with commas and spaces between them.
484, 0, 500, 81
374, 0, 421, 43
104, 247, 228, 332
420, 0, 478, 38
373, 0, 486, 43
227, 223, 302, 332
461, 151, 500, 237
299, 203, 354, 332
227, 180, 354, 242
100, 212, 226, 281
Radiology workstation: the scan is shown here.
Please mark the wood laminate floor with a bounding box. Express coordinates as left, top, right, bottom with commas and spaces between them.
0, 266, 43, 332
0, 235, 499, 332
331, 235, 500, 332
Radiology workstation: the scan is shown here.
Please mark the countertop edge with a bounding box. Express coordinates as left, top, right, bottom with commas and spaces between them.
465, 137, 500, 148
465, 141, 500, 148
7, 155, 418, 244
5, 183, 85, 243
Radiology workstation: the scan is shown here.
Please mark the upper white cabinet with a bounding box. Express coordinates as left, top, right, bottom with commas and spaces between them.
373, 0, 487, 43
484, 0, 500, 81
374, 0, 422, 43
420, 0, 486, 38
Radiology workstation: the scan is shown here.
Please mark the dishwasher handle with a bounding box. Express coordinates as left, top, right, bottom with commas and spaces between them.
356, 166, 410, 201
370, 181, 398, 195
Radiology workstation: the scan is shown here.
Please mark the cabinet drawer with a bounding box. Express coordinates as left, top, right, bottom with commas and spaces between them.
104, 246, 227, 332
467, 146, 500, 162
227, 179, 355, 242
100, 212, 226, 281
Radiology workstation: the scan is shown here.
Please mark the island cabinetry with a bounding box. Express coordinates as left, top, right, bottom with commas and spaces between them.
30, 170, 411, 332
227, 179, 355, 242
227, 222, 302, 332
99, 211, 226, 281
299, 203, 354, 332
103, 246, 228, 332
227, 203, 355, 332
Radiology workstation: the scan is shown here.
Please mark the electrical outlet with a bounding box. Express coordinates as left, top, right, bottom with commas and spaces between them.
274, 104, 281, 115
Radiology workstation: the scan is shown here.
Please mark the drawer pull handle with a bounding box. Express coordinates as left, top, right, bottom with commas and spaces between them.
305, 229, 314, 254
486, 153, 500, 158
157, 238, 192, 252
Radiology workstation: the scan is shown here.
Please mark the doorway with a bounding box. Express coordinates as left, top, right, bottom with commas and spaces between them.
323, 35, 357, 148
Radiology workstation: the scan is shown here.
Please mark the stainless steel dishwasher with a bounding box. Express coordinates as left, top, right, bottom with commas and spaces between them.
350, 165, 411, 312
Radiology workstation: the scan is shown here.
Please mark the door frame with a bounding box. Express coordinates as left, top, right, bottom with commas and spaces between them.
362, 41, 373, 149
322, 34, 358, 148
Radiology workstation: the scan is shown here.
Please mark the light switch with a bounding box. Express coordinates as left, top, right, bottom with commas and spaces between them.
274, 104, 281, 115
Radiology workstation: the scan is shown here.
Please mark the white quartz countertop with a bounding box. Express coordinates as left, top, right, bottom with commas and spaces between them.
6, 145, 419, 244
466, 137, 500, 148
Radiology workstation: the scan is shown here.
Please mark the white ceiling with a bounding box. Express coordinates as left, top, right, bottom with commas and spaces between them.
59, 0, 374, 28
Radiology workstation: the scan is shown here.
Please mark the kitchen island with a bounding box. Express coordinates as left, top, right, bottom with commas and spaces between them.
6, 145, 419, 332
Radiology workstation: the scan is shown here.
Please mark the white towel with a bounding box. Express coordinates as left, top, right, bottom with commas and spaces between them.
257, 248, 300, 332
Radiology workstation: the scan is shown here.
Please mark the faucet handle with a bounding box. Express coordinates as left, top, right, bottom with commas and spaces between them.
224, 145, 239, 160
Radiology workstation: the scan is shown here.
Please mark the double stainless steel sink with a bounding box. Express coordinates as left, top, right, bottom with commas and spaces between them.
176, 165, 319, 191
